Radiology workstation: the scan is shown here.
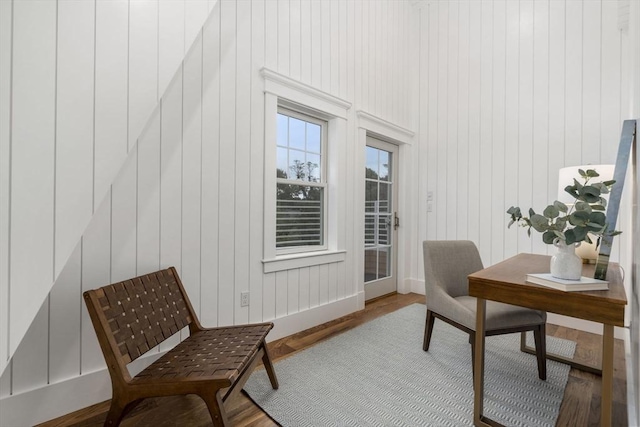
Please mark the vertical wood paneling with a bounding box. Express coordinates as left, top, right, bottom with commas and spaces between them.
55, 0, 95, 277
287, 269, 299, 314
129, 0, 159, 151
298, 267, 310, 311
339, 0, 347, 100
289, 0, 301, 81
319, 263, 329, 305
0, 0, 12, 370
10, 0, 56, 357
328, 263, 337, 302
200, 3, 220, 327
181, 35, 203, 316
217, 0, 236, 326
94, 0, 129, 209
478, 0, 493, 260
426, 2, 438, 240
422, 0, 624, 266
158, 1, 185, 96
265, 0, 278, 71
184, 0, 208, 53
277, 0, 290, 75
263, 273, 276, 321
275, 271, 287, 318
466, 0, 481, 247
531, 0, 550, 257
300, 0, 311, 86
581, 0, 602, 164
110, 150, 138, 283
436, 1, 448, 240
600, 1, 621, 164
360, 0, 369, 109
11, 299, 48, 394
49, 242, 81, 383
330, 0, 339, 95
235, 0, 251, 325
136, 109, 161, 275
504, 1, 527, 256
490, 0, 506, 264
564, 0, 583, 164
80, 196, 110, 374
248, 0, 265, 324
456, 1, 470, 241
446, 1, 459, 240
309, 265, 319, 308
320, 0, 330, 92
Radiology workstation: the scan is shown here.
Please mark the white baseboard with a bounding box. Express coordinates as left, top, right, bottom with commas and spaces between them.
1, 296, 362, 426
0, 350, 162, 427
268, 294, 361, 341
404, 278, 424, 295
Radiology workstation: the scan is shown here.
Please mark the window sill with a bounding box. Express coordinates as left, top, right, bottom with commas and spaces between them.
262, 250, 346, 273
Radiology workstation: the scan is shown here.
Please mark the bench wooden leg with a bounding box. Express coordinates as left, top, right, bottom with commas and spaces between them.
104, 397, 141, 427
201, 389, 230, 427
261, 340, 279, 389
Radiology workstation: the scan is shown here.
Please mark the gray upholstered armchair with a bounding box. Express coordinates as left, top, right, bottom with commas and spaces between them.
422, 240, 547, 380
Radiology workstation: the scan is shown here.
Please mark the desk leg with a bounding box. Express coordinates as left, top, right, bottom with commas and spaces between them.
601, 324, 614, 427
474, 298, 486, 426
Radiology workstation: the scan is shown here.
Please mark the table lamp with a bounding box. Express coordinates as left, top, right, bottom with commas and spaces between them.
557, 164, 615, 263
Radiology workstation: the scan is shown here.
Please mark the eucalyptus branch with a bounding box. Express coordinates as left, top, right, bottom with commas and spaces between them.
506, 168, 621, 246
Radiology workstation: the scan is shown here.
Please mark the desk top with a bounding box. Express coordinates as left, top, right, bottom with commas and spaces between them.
468, 253, 627, 326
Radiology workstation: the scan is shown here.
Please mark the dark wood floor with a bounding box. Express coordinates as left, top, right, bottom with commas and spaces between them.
38, 292, 627, 427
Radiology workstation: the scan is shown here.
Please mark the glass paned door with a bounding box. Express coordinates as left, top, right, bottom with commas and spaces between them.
364, 138, 398, 300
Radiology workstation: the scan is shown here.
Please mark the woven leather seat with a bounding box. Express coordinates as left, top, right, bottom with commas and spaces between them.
84, 267, 278, 426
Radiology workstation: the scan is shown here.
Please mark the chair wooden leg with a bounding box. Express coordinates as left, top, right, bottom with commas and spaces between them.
423, 309, 436, 351
261, 340, 279, 389
533, 323, 547, 380
469, 332, 476, 381
201, 389, 229, 427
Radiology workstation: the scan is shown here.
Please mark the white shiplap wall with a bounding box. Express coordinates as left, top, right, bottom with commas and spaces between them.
0, 1, 418, 425
0, 0, 214, 380
415, 0, 629, 279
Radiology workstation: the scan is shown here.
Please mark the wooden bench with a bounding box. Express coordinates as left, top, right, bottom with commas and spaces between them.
83, 267, 278, 427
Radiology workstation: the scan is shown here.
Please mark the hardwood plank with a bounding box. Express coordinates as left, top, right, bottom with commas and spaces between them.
37, 292, 627, 427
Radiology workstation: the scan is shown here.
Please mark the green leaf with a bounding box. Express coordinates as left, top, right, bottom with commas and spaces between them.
564, 186, 579, 200
569, 211, 589, 226
554, 230, 565, 239
591, 204, 606, 211
585, 169, 600, 178
564, 228, 577, 245
571, 225, 588, 242
574, 201, 592, 213
589, 211, 606, 225
579, 185, 601, 203
529, 208, 536, 218
603, 179, 616, 187
573, 178, 583, 191
554, 200, 568, 213
542, 231, 556, 244
530, 214, 549, 232
578, 169, 587, 178
508, 219, 515, 228
554, 216, 568, 231
543, 205, 559, 218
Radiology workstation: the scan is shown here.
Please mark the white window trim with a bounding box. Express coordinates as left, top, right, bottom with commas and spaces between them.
262, 68, 351, 273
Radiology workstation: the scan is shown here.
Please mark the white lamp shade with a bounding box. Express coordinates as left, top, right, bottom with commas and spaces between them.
557, 164, 615, 205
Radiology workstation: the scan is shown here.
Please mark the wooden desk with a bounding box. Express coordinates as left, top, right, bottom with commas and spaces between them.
468, 253, 626, 427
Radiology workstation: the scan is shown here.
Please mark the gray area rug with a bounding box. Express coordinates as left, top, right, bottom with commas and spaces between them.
244, 303, 576, 427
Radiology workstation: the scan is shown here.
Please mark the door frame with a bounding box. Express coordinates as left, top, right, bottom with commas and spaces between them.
355, 111, 414, 307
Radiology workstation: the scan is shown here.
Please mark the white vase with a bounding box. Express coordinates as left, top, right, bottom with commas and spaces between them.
550, 239, 583, 280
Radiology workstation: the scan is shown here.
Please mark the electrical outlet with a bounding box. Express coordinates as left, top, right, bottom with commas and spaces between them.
240, 291, 250, 307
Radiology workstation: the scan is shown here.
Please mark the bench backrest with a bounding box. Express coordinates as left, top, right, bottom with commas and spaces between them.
83, 267, 196, 367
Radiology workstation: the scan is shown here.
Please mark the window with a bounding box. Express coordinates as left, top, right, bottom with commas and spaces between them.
276, 108, 327, 252
261, 68, 350, 272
